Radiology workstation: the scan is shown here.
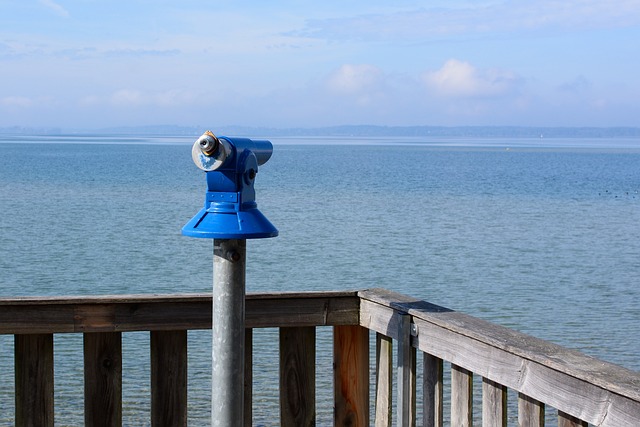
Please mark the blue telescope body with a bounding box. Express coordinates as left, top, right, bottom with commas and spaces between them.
182, 132, 278, 239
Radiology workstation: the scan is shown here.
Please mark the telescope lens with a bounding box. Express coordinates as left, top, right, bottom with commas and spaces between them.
192, 131, 230, 171
197, 132, 220, 156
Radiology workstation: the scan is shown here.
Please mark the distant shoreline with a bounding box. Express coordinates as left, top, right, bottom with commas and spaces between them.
2, 124, 640, 138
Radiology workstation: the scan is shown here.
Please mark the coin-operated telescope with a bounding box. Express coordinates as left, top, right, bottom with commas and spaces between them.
182, 131, 278, 239
182, 131, 277, 427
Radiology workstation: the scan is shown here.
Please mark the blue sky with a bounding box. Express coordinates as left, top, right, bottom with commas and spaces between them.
1, 0, 639, 129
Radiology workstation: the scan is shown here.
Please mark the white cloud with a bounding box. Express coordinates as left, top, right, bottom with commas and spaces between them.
111, 89, 144, 106
1, 96, 33, 108
423, 59, 520, 98
327, 64, 383, 94
324, 64, 387, 108
39, 0, 69, 18
78, 95, 101, 107
297, 0, 640, 42
108, 89, 197, 107
104, 48, 180, 58
558, 76, 591, 93
590, 98, 608, 109
153, 89, 197, 107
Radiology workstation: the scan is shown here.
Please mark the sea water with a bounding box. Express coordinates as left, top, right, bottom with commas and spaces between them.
1, 135, 639, 425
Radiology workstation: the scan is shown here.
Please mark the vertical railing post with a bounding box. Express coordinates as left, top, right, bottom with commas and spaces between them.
280, 326, 316, 426
375, 333, 393, 427
558, 411, 588, 427
397, 314, 415, 427
334, 325, 370, 427
518, 393, 545, 427
15, 333, 54, 427
482, 377, 507, 427
84, 331, 122, 427
451, 364, 473, 427
423, 353, 443, 427
151, 330, 187, 427
244, 328, 253, 427
212, 238, 246, 427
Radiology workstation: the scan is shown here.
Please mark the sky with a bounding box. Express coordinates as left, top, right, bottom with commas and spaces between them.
1, 0, 640, 129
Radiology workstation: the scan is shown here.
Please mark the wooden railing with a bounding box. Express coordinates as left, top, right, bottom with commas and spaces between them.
1, 289, 639, 426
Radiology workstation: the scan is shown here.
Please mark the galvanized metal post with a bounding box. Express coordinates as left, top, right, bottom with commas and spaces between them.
212, 238, 246, 427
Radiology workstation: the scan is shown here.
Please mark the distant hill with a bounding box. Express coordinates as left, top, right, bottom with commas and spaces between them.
241, 125, 640, 138
2, 124, 640, 138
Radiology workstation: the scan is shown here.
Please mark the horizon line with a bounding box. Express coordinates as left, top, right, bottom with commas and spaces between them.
2, 124, 640, 138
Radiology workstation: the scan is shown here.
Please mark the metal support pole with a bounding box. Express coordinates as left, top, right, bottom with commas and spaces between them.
212, 238, 246, 427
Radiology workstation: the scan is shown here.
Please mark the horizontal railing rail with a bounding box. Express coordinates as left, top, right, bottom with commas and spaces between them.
1, 289, 639, 426
359, 288, 640, 426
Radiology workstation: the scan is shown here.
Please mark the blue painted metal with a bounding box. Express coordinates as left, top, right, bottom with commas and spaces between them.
182, 133, 278, 239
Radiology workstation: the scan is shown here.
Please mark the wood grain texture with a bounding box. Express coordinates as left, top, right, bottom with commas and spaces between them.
84, 332, 122, 427
374, 333, 392, 427
359, 288, 640, 401
245, 328, 253, 427
4, 289, 640, 427
482, 377, 507, 427
359, 289, 640, 426
408, 346, 416, 426
334, 325, 370, 427
15, 334, 54, 427
280, 326, 315, 427
0, 291, 359, 333
397, 314, 416, 427
423, 353, 443, 427
518, 393, 544, 427
451, 364, 473, 427
558, 411, 588, 427
151, 330, 187, 427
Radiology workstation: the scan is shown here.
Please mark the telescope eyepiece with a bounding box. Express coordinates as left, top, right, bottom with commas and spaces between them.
191, 131, 273, 172
197, 131, 220, 156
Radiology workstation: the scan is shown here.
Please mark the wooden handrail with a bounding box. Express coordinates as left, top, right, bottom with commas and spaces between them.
2, 289, 639, 426
0, 290, 360, 334
359, 288, 640, 426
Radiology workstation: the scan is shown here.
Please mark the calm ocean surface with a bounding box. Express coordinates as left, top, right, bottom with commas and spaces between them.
1, 134, 639, 425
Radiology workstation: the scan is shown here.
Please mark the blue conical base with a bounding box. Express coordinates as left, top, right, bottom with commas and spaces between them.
182, 207, 278, 239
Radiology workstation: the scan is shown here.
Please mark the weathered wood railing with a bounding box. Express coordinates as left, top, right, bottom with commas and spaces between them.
1, 289, 639, 426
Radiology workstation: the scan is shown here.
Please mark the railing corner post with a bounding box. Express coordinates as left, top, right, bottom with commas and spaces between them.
397, 314, 415, 427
